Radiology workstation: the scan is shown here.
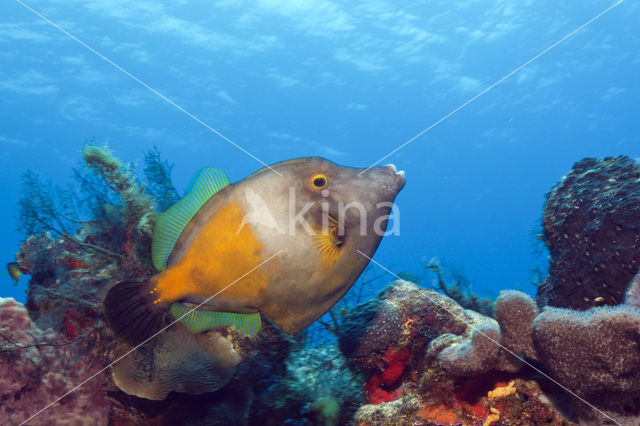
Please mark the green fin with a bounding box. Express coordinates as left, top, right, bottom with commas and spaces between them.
170, 303, 262, 338
152, 168, 230, 271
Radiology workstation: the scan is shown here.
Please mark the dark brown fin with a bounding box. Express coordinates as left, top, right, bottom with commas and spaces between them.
104, 280, 168, 347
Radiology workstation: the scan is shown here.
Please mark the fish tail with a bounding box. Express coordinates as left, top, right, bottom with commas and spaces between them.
104, 280, 169, 346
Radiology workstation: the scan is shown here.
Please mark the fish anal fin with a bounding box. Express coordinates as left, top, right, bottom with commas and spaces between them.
170, 303, 262, 338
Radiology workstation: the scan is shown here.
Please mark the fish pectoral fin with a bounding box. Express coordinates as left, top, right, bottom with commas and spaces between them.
309, 218, 345, 258
170, 303, 262, 338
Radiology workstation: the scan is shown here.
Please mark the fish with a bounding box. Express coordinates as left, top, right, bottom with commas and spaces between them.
104, 157, 405, 346
7, 262, 23, 283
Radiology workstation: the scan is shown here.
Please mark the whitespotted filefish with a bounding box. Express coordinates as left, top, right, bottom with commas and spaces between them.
104, 157, 405, 346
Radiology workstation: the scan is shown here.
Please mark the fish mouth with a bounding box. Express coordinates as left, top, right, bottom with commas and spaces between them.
384, 163, 406, 187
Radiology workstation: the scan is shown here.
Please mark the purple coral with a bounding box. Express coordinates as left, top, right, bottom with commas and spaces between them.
0, 297, 110, 424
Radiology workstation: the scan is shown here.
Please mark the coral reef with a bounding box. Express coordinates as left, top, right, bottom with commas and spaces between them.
0, 297, 110, 425
6, 145, 361, 424
7, 150, 640, 425
338, 280, 471, 399
339, 280, 568, 424
342, 276, 640, 425
425, 257, 494, 316
494, 284, 640, 424
538, 155, 640, 310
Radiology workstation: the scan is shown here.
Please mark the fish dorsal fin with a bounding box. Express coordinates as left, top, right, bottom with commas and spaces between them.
170, 303, 262, 338
152, 167, 230, 271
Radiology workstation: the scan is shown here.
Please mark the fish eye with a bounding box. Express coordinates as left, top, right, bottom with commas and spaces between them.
312, 174, 327, 189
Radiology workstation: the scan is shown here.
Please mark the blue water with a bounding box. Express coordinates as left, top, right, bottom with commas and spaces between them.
1, 1, 638, 303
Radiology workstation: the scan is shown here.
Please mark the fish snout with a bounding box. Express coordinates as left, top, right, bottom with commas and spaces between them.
356, 163, 405, 201
382, 163, 406, 192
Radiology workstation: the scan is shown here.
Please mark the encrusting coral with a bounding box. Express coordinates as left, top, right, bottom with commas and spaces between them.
0, 297, 110, 425
338, 280, 473, 403
342, 272, 640, 425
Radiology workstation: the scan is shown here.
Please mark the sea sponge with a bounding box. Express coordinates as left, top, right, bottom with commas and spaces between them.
338, 298, 401, 361
532, 303, 640, 422
429, 311, 502, 377
493, 290, 539, 362
538, 155, 640, 310
625, 271, 640, 308
110, 322, 245, 400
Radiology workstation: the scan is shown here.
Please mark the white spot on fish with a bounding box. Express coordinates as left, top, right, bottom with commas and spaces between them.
236, 186, 284, 235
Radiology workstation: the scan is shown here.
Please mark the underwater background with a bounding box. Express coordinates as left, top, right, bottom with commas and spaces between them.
1, 1, 640, 425
2, 0, 638, 302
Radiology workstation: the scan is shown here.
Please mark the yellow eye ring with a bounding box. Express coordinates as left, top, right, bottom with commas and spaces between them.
312, 174, 327, 189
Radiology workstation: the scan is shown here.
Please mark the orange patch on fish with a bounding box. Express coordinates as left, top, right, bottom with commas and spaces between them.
153, 202, 266, 306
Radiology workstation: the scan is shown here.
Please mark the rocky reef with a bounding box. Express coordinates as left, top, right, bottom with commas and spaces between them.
335, 156, 640, 425
3, 151, 640, 425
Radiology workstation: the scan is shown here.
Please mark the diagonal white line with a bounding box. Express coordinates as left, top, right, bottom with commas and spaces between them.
19, 249, 285, 426
357, 249, 621, 425
359, 0, 625, 175
13, 0, 282, 177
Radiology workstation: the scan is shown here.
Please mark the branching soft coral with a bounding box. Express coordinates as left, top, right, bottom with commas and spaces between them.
82, 144, 155, 238
17, 171, 76, 237
143, 146, 179, 212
